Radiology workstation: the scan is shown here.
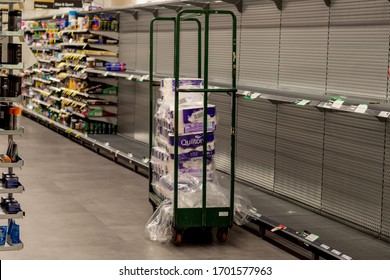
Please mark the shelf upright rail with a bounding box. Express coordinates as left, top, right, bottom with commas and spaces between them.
148, 16, 202, 210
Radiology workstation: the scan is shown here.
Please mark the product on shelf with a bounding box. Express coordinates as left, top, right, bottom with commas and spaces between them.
0, 226, 6, 246
7, 43, 22, 64
1, 197, 21, 214
2, 173, 19, 189
23, 14, 120, 135
6, 139, 18, 162
105, 62, 126, 72
7, 220, 20, 244
0, 105, 21, 130
8, 10, 22, 31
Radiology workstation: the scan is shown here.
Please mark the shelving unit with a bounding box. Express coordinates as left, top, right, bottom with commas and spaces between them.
22, 12, 121, 135
0, 0, 25, 252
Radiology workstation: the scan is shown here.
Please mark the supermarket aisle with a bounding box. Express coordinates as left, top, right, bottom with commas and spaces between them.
0, 117, 296, 260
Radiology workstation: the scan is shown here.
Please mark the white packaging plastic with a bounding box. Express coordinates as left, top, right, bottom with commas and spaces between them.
145, 200, 173, 242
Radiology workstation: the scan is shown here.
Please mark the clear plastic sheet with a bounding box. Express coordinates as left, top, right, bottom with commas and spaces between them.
145, 192, 257, 242
145, 199, 173, 242
233, 194, 258, 226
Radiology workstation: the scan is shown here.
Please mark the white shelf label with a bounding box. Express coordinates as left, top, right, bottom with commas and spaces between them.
322, 102, 332, 109
297, 99, 311, 106
378, 111, 390, 118
305, 233, 319, 242
355, 104, 368, 114
251, 92, 261, 99
243, 91, 261, 100
320, 244, 330, 250
341, 254, 352, 260
332, 99, 344, 109
331, 249, 341, 255
127, 75, 134, 80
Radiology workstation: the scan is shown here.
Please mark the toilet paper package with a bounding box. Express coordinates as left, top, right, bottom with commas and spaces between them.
167, 105, 217, 134
150, 146, 170, 177
160, 78, 204, 101
161, 78, 204, 92
151, 146, 215, 180
155, 105, 217, 135
156, 131, 215, 160
167, 156, 215, 180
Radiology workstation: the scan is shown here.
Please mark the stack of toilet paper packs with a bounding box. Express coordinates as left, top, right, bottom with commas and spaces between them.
151, 78, 229, 208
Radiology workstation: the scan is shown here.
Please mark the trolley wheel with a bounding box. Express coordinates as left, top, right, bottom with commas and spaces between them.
217, 228, 228, 242
173, 230, 183, 246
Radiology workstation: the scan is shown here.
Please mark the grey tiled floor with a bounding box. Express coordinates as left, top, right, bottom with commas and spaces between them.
0, 117, 295, 260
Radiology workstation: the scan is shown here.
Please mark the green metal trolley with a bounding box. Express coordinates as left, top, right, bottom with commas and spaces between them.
148, 9, 238, 245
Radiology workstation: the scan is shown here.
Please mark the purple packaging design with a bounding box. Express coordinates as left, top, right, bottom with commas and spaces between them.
156, 132, 215, 160
168, 105, 217, 134
161, 78, 204, 92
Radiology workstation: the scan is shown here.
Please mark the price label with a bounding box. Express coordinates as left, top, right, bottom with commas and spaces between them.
138, 75, 149, 82
341, 254, 352, 260
271, 224, 286, 232
378, 111, 390, 118
251, 92, 261, 99
127, 75, 134, 80
331, 99, 344, 109
331, 249, 341, 256
320, 244, 330, 250
296, 99, 311, 106
243, 90, 251, 97
305, 233, 319, 242
104, 72, 109, 77
243, 91, 261, 100
355, 104, 368, 114
322, 102, 333, 109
